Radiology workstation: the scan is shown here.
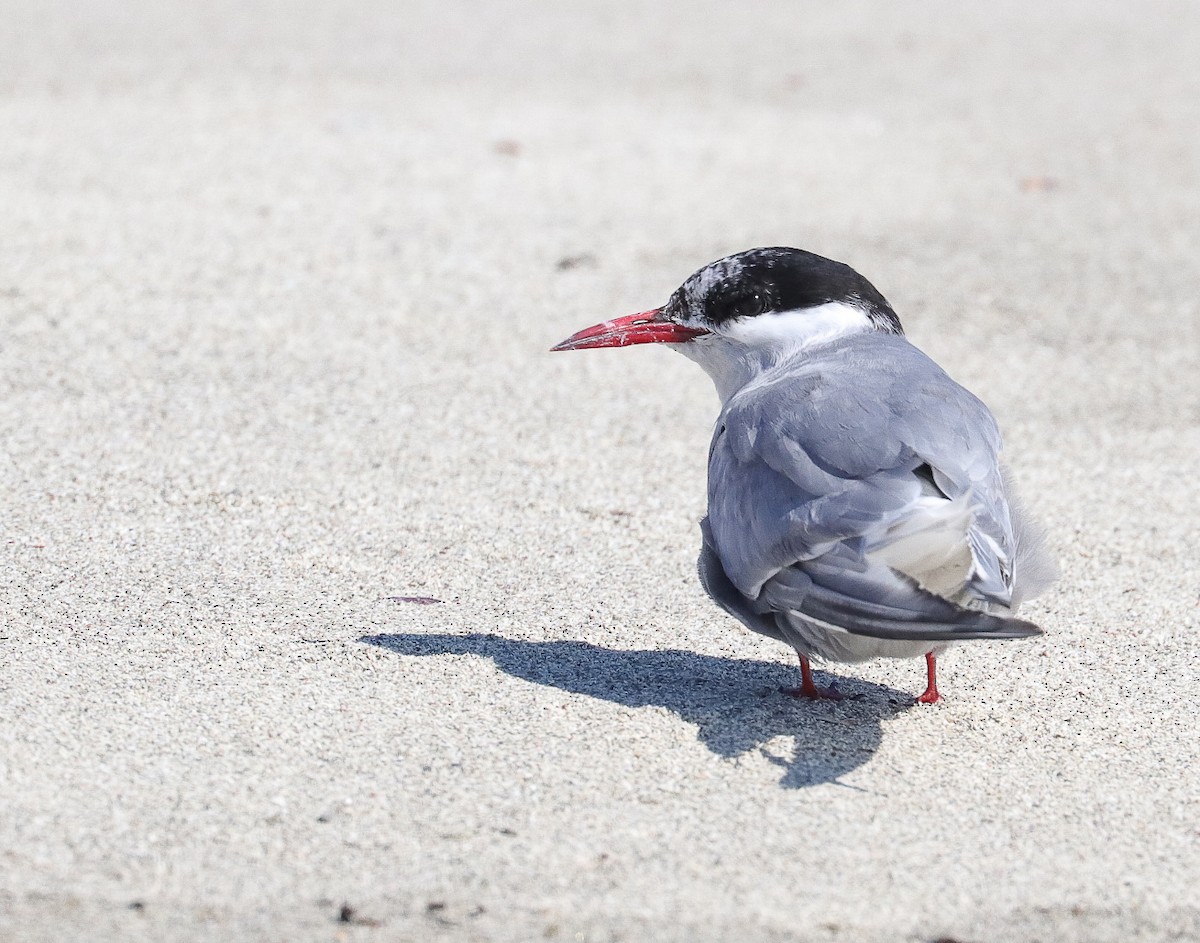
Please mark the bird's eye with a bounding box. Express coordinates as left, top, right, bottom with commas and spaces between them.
726, 291, 766, 320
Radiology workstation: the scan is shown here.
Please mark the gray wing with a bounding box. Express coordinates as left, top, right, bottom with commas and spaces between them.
704, 332, 1044, 641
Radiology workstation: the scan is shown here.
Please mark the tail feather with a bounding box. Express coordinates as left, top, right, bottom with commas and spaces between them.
1002, 465, 1059, 606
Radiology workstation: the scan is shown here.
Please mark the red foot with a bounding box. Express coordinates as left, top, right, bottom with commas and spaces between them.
781, 656, 846, 700
916, 652, 941, 704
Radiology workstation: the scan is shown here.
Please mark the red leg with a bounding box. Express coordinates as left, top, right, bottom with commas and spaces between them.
916, 651, 941, 704
781, 655, 845, 700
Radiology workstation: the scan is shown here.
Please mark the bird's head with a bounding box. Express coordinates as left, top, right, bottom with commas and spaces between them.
551, 247, 902, 400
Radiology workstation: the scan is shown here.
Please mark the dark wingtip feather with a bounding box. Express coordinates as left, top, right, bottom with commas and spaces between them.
799, 589, 1045, 642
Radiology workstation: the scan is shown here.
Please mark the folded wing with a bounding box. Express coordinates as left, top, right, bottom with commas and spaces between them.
704, 333, 1049, 642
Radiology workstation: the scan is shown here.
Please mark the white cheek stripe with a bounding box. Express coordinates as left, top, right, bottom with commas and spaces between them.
724, 302, 872, 349
675, 301, 876, 405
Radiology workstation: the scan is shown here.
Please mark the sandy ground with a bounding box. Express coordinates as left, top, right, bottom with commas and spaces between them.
2, 1, 1199, 940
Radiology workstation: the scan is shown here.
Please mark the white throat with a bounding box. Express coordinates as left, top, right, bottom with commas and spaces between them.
674, 301, 874, 404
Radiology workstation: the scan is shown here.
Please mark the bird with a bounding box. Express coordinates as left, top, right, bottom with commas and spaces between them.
551, 247, 1057, 703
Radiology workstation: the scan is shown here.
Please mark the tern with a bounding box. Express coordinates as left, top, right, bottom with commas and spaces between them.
552, 247, 1056, 703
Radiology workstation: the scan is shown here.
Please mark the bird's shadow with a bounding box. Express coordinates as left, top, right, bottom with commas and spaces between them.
361, 632, 915, 789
